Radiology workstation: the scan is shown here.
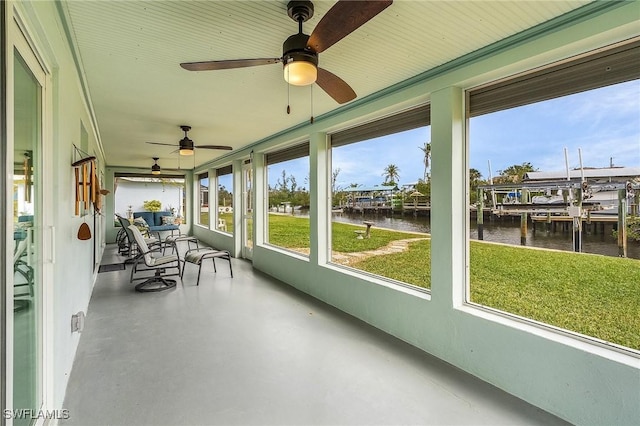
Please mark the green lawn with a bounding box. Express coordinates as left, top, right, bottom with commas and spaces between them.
469, 242, 640, 350
267, 214, 419, 252
353, 236, 640, 350
200, 212, 234, 232
200, 212, 209, 226
219, 212, 234, 231
268, 214, 310, 248
266, 214, 640, 350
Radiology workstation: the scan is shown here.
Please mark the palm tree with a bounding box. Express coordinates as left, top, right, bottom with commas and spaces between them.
419, 142, 431, 182
382, 164, 400, 185
469, 168, 482, 189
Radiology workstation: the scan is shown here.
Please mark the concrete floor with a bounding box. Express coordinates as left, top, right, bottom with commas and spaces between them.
61, 243, 569, 425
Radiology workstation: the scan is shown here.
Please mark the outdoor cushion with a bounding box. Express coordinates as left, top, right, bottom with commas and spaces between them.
161, 215, 176, 225
155, 211, 173, 226
134, 211, 179, 234
151, 224, 179, 232
133, 212, 154, 227
133, 211, 180, 237
133, 217, 149, 228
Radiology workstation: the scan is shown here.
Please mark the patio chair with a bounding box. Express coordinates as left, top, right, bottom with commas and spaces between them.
116, 214, 159, 260
14, 238, 34, 297
163, 234, 199, 257
128, 225, 181, 292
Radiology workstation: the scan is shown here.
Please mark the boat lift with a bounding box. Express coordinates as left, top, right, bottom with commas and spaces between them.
476, 180, 639, 257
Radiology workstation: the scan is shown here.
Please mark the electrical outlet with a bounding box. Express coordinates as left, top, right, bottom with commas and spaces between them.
71, 311, 85, 333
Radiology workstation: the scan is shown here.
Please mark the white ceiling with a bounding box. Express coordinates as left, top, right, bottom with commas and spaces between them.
62, 0, 590, 171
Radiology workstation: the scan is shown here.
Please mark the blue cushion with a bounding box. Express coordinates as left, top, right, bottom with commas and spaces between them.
150, 224, 179, 232
133, 212, 179, 232
18, 215, 34, 223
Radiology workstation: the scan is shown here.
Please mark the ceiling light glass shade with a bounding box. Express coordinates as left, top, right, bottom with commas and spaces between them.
179, 148, 194, 156
283, 61, 317, 86
151, 164, 161, 175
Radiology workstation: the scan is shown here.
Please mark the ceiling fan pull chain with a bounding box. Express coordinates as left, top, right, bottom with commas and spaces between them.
310, 84, 314, 124
287, 69, 291, 114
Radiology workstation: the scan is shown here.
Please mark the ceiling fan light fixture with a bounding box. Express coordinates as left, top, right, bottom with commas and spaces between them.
282, 32, 318, 86
284, 58, 317, 86
151, 157, 162, 175
179, 136, 194, 156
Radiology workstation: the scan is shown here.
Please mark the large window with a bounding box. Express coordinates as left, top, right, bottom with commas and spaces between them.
265, 142, 310, 256
330, 105, 431, 290
197, 172, 209, 226
216, 165, 233, 234
467, 39, 640, 352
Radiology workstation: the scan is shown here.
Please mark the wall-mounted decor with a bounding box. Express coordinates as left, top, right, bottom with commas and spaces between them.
72, 154, 95, 216
71, 144, 110, 216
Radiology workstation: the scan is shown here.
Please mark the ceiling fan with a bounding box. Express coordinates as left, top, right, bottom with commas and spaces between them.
180, 0, 393, 104
148, 157, 191, 175
151, 157, 162, 175
146, 125, 233, 156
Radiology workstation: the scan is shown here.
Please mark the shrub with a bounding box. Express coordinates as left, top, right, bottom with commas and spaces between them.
143, 200, 161, 212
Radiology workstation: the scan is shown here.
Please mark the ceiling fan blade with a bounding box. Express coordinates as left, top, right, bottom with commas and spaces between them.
307, 0, 393, 53
195, 145, 234, 151
146, 142, 177, 147
180, 58, 282, 71
316, 68, 356, 104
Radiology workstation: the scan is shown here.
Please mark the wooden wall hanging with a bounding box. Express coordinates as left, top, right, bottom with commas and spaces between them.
72, 155, 95, 216
72, 145, 110, 216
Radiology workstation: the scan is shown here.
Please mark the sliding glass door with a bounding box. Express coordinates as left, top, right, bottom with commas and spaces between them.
12, 27, 45, 425
242, 160, 253, 260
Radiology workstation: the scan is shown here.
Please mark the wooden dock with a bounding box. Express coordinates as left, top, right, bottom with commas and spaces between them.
531, 215, 618, 224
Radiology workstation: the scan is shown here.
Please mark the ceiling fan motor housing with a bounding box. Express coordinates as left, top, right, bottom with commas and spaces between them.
180, 136, 194, 151
283, 33, 318, 68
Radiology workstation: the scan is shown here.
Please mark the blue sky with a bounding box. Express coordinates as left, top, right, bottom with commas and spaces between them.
268, 79, 639, 189
470, 79, 640, 177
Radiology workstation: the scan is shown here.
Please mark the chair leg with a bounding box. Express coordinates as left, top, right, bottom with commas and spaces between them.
130, 259, 137, 283
228, 256, 233, 278
197, 262, 203, 286
212, 258, 217, 273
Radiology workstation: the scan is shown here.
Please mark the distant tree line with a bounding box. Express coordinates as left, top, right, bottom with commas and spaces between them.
269, 170, 310, 210
268, 158, 537, 210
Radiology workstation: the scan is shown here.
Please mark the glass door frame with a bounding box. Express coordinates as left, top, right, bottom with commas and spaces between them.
6, 7, 54, 423
1, 0, 8, 419
241, 159, 253, 260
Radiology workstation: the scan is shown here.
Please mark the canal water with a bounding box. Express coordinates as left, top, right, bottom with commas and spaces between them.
330, 212, 640, 260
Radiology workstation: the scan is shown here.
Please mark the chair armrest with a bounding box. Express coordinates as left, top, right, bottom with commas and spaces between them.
142, 241, 175, 256
184, 247, 218, 256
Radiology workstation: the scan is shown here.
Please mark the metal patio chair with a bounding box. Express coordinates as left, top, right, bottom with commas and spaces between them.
128, 225, 181, 292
